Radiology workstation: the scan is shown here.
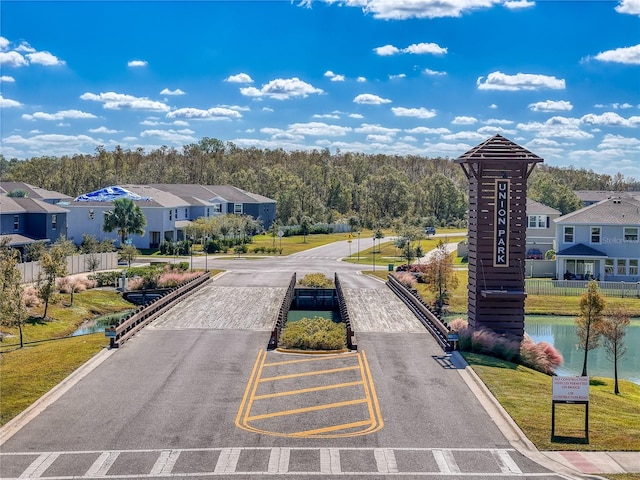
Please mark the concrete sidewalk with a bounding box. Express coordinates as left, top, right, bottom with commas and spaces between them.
543, 451, 640, 476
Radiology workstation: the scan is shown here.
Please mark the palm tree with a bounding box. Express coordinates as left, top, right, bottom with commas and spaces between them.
103, 198, 147, 246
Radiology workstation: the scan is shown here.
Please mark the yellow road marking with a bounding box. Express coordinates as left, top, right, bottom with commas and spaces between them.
247, 398, 368, 421
263, 353, 358, 367
236, 350, 383, 438
253, 381, 364, 400
258, 366, 359, 382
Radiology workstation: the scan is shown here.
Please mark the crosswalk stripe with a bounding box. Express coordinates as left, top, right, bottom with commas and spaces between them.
150, 449, 181, 475
214, 447, 241, 474
20, 453, 60, 478
433, 448, 461, 474
85, 451, 119, 477
493, 448, 523, 474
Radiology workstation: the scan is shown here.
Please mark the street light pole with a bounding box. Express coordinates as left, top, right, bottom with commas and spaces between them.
190, 235, 194, 271
204, 235, 208, 271
372, 235, 376, 272
357, 231, 360, 262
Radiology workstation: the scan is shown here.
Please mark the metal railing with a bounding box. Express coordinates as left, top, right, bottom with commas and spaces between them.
525, 279, 640, 298
335, 273, 357, 350
268, 273, 296, 349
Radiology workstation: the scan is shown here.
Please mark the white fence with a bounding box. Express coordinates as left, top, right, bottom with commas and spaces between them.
18, 252, 118, 283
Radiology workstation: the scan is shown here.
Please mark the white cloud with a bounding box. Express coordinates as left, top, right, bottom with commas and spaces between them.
615, 0, 640, 15
353, 93, 392, 104
373, 44, 401, 56
166, 107, 242, 120
140, 129, 197, 143
581, 111, 640, 127
529, 100, 573, 112
477, 71, 565, 90
0, 75, 15, 82
366, 134, 394, 143
403, 42, 447, 55
389, 74, 406, 80
424, 68, 446, 76
484, 118, 514, 125
89, 126, 118, 134
287, 122, 352, 136
3, 133, 100, 147
325, 70, 346, 81
80, 91, 170, 112
26, 51, 65, 66
0, 94, 22, 107
518, 116, 594, 139
489, 103, 498, 109
225, 72, 254, 83
0, 51, 28, 67
349, 113, 364, 119
240, 77, 323, 100
15, 42, 35, 53
357, 76, 367, 82
355, 123, 400, 135
592, 44, 640, 65
160, 88, 186, 96
442, 131, 485, 141
313, 113, 341, 119
452, 116, 478, 125
0, 36, 9, 51
405, 126, 451, 134
504, 0, 535, 9
22, 109, 97, 121
391, 106, 437, 119
598, 133, 640, 149
477, 125, 516, 135
128, 59, 148, 67
319, 0, 502, 19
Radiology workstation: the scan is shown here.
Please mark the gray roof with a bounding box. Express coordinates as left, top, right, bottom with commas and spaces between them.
0, 182, 72, 201
0, 234, 48, 247
527, 199, 560, 216
151, 184, 275, 204
556, 243, 607, 257
555, 196, 640, 225
0, 196, 69, 214
67, 185, 189, 209
207, 185, 275, 204
575, 190, 640, 203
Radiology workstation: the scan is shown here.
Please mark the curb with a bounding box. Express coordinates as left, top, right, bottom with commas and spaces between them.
453, 352, 597, 480
0, 347, 115, 447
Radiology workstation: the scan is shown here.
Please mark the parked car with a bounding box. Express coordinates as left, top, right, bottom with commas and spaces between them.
526, 248, 543, 260
424, 226, 436, 235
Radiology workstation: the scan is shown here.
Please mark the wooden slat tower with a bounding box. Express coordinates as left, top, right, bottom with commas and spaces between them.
455, 135, 543, 339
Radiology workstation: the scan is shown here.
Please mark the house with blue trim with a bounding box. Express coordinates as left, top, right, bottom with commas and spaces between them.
554, 196, 640, 281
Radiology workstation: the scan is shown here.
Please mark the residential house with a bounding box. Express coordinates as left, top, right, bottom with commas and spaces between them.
0, 182, 71, 255
575, 190, 640, 207
554, 196, 640, 282
64, 184, 276, 249
525, 199, 561, 258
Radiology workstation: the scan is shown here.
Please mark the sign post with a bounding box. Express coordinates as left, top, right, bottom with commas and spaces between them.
551, 376, 589, 442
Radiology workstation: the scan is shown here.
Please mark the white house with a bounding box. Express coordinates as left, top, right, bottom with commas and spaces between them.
554, 196, 640, 282
526, 199, 561, 258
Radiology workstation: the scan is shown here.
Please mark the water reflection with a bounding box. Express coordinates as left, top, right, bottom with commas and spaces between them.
525, 316, 640, 385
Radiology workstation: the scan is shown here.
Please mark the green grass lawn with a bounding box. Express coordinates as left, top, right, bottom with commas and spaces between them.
464, 353, 640, 451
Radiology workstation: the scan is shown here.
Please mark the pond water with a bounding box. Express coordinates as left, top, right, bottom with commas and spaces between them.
525, 316, 640, 385
72, 310, 135, 336
287, 310, 340, 323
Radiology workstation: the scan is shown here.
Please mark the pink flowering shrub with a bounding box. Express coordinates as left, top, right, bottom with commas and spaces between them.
394, 272, 417, 289
448, 318, 563, 374
127, 277, 146, 291
22, 285, 42, 308
57, 276, 97, 293
157, 271, 201, 288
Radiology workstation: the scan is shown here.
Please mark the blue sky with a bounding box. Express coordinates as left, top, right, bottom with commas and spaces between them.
1, 0, 639, 180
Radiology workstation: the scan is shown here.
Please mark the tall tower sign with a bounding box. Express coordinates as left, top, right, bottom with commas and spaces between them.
455, 135, 543, 339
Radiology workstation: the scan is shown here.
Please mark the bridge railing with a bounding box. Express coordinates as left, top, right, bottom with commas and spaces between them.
335, 273, 357, 350
387, 274, 453, 351
105, 271, 211, 348
268, 273, 296, 349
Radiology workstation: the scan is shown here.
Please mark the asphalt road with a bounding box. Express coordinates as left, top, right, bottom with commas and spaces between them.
0, 239, 571, 479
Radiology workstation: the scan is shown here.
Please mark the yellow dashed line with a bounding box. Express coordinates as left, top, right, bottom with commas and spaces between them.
247, 398, 368, 421
258, 365, 359, 382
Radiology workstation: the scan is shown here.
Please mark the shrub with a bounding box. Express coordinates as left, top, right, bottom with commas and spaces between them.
88, 271, 121, 287
394, 272, 417, 289
281, 318, 346, 350
22, 286, 42, 308
449, 318, 563, 375
298, 273, 334, 288
157, 271, 201, 288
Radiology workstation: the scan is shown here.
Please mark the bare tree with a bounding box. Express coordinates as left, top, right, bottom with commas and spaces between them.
422, 239, 459, 314
576, 280, 606, 377
598, 307, 630, 394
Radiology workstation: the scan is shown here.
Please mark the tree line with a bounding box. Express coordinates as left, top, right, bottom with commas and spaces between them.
1, 137, 638, 227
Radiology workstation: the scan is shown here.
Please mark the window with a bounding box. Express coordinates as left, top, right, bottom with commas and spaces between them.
13, 215, 19, 231
563, 226, 574, 243
234, 203, 243, 214
206, 208, 210, 217
213, 204, 221, 213
624, 227, 639, 242
185, 208, 188, 218
51, 214, 57, 230
528, 215, 546, 228
89, 209, 95, 220
169, 210, 172, 221
590, 226, 601, 244
605, 259, 614, 275
630, 259, 639, 275
617, 259, 626, 275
